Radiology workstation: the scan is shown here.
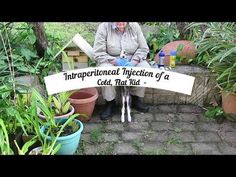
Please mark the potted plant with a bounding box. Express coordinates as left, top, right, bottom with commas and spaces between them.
212, 59, 236, 116
37, 91, 75, 120
196, 22, 236, 116
40, 117, 83, 155
32, 89, 84, 155
15, 95, 64, 155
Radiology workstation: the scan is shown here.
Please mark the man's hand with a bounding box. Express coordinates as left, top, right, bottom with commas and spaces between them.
109, 59, 117, 65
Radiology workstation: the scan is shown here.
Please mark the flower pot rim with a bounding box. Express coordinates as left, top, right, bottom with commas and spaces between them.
40, 118, 84, 141
222, 91, 236, 96
69, 88, 98, 104
37, 105, 75, 119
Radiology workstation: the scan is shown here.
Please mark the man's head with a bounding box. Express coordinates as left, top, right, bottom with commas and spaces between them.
115, 22, 128, 32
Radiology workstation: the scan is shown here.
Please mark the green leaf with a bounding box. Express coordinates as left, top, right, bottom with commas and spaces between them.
18, 136, 38, 155
188, 58, 193, 63
20, 48, 38, 60
53, 96, 61, 111
2, 90, 11, 99
55, 109, 60, 115
47, 95, 53, 106
62, 102, 70, 114
28, 34, 36, 44
59, 92, 66, 105
59, 92, 72, 105
18, 66, 28, 72
18, 65, 36, 74
6, 107, 17, 117
51, 144, 61, 155
31, 89, 55, 126
177, 44, 184, 52
205, 106, 224, 119
153, 42, 159, 52
0, 119, 12, 154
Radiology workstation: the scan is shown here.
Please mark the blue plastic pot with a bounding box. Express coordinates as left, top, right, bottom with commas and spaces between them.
40, 118, 83, 155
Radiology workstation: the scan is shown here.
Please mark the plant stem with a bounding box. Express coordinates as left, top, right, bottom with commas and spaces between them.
0, 23, 16, 103
5, 25, 16, 103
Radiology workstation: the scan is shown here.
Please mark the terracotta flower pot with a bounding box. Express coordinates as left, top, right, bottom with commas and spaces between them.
69, 88, 98, 122
155, 40, 197, 65
222, 91, 236, 115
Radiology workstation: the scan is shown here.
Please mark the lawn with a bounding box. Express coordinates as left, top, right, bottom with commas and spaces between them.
44, 22, 98, 46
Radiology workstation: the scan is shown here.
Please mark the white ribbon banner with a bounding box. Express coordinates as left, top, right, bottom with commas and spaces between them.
44, 67, 195, 95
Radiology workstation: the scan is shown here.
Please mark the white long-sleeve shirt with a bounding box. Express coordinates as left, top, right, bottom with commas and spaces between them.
93, 22, 149, 65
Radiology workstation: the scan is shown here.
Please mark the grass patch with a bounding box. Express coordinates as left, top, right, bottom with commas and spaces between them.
131, 140, 142, 153
97, 142, 116, 155
45, 22, 98, 46
90, 128, 104, 144
167, 137, 182, 145
174, 127, 182, 133
142, 148, 168, 155
75, 140, 87, 155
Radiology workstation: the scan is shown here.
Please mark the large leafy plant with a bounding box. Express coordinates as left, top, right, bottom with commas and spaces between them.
0, 22, 39, 76
193, 22, 236, 93
16, 91, 44, 136
145, 22, 180, 61
0, 22, 61, 86
0, 86, 25, 135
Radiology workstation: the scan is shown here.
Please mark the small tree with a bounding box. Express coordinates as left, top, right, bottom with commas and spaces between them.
176, 22, 190, 40
29, 22, 48, 58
